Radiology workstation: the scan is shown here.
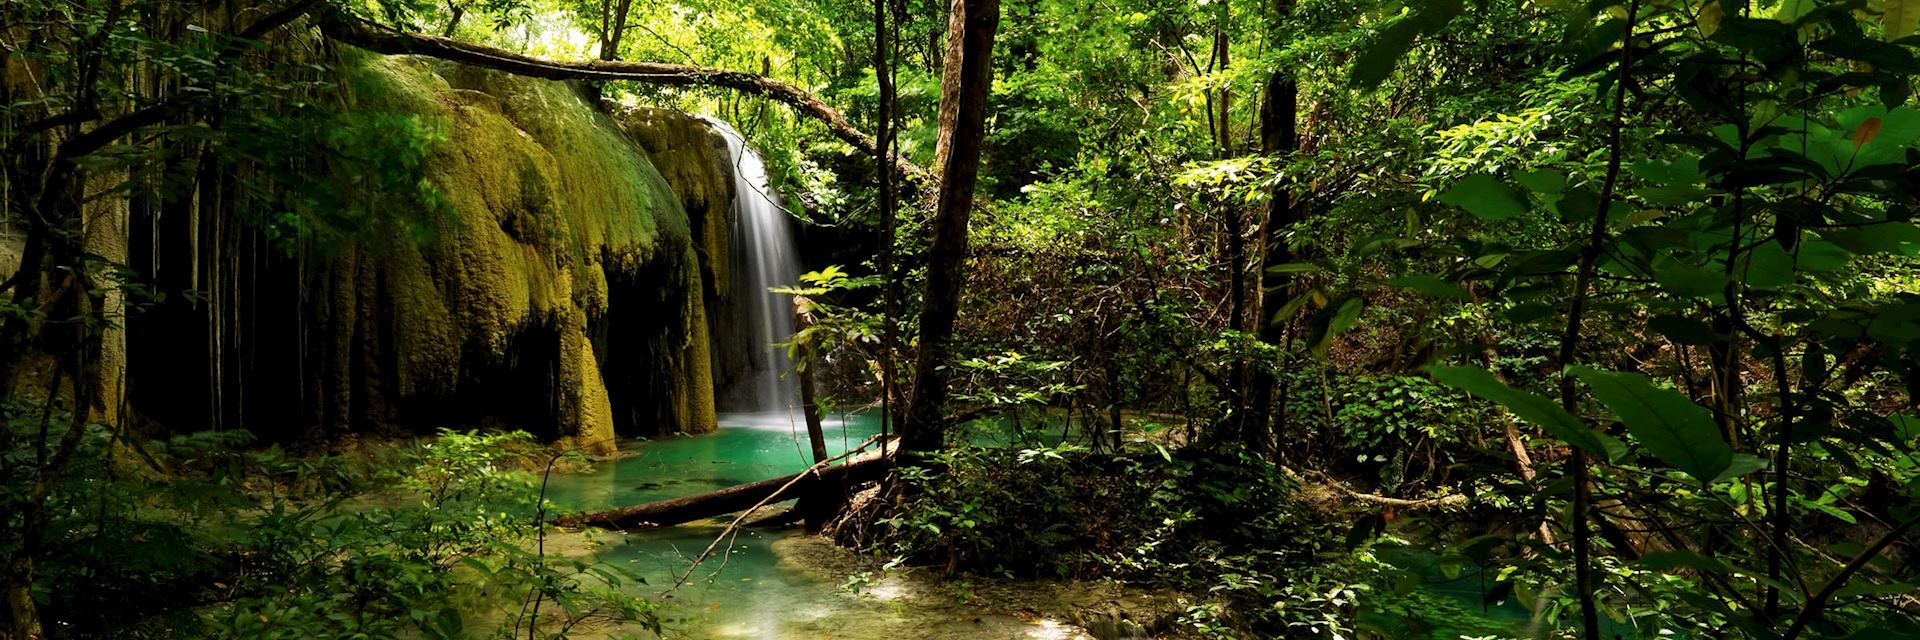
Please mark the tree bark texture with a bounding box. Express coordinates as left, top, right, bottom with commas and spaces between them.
899, 0, 1002, 452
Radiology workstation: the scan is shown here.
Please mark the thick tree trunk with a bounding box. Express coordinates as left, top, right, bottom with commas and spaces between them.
899, 0, 1001, 453
553, 452, 894, 529
317, 15, 929, 186
1242, 0, 1301, 453
5, 555, 41, 640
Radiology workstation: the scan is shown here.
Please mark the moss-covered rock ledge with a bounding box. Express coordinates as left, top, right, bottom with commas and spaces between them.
305, 57, 723, 452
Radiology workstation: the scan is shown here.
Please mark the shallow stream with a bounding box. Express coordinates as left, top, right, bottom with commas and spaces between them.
540, 412, 1137, 639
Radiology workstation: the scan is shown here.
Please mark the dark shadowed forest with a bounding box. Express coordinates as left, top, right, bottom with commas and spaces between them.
4, 0, 1920, 637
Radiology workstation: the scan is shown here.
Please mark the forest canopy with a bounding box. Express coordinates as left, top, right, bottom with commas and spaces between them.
4, 0, 1920, 638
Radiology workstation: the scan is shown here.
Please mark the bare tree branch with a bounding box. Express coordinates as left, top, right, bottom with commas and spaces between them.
317, 14, 932, 186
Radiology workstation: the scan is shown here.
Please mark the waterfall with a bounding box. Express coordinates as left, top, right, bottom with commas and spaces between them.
704, 117, 801, 415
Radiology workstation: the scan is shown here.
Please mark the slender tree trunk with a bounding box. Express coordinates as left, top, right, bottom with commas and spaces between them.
1243, 0, 1299, 453
4, 553, 40, 639
1213, 1, 1250, 436
599, 0, 634, 61
794, 299, 828, 463
441, 3, 464, 37
899, 0, 1001, 452
875, 0, 902, 451
1554, 3, 1639, 638
1106, 349, 1123, 451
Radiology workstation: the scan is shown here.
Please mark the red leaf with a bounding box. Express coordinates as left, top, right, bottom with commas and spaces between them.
1852, 117, 1884, 148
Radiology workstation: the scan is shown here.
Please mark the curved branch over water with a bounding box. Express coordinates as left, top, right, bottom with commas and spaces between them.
318, 15, 931, 185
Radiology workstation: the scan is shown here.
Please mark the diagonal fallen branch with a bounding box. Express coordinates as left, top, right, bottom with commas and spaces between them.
317, 14, 931, 186
665, 435, 890, 592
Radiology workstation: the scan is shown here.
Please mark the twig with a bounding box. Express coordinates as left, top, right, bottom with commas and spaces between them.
516, 449, 568, 639
665, 435, 885, 593
1781, 515, 1920, 640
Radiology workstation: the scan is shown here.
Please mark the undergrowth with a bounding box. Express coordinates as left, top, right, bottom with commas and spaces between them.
880, 442, 1502, 638
1, 405, 657, 639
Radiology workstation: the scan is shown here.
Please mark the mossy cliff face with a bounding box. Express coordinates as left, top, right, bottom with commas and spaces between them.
306, 58, 719, 451
610, 107, 757, 408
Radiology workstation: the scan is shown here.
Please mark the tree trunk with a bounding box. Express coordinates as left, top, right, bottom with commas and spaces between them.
899, 0, 1001, 453
598, 0, 634, 61
875, 0, 903, 449
441, 3, 464, 37
4, 557, 40, 640
794, 299, 828, 463
1242, 0, 1301, 453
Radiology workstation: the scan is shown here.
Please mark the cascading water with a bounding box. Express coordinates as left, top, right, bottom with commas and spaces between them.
704, 117, 802, 416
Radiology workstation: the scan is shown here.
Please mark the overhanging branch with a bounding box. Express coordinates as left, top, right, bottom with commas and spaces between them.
318, 15, 931, 185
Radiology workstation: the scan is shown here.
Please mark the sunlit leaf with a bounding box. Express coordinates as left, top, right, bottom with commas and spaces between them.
1887, 0, 1920, 41
1438, 174, 1527, 220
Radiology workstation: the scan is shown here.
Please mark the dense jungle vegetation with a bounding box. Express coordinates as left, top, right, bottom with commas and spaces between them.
6, 0, 1920, 637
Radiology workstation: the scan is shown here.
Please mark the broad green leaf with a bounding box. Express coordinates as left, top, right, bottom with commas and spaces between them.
1833, 582, 1917, 598
1438, 174, 1527, 220
1427, 365, 1624, 460
1867, 304, 1920, 343
1873, 107, 1920, 146
1711, 454, 1769, 483
1327, 297, 1365, 337
1352, 20, 1421, 89
1808, 500, 1859, 524
1823, 223, 1920, 257
1514, 169, 1566, 194
1797, 238, 1853, 272
1266, 262, 1326, 274
1390, 274, 1473, 301
1270, 288, 1321, 326
1653, 257, 1730, 298
1350, 0, 1465, 88
1572, 366, 1734, 482
1697, 0, 1724, 35
1888, 0, 1920, 41
1892, 414, 1919, 442
1743, 241, 1796, 290
1775, 0, 1813, 22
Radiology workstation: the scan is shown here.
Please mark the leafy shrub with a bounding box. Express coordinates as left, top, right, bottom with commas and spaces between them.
886, 443, 1355, 637
2, 410, 656, 639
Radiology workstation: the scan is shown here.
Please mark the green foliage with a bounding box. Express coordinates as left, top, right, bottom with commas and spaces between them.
1350, 0, 1465, 88
217, 57, 456, 253
0, 409, 657, 639
1392, 0, 1920, 636
887, 443, 1361, 636
1436, 174, 1527, 221
1428, 364, 1623, 460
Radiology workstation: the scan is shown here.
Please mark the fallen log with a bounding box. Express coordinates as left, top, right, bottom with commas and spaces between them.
553, 440, 894, 530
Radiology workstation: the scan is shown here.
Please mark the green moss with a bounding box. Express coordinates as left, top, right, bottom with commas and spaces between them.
614, 107, 734, 300
317, 55, 720, 451
675, 247, 719, 434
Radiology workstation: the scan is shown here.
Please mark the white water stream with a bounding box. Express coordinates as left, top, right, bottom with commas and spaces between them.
703, 117, 801, 414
